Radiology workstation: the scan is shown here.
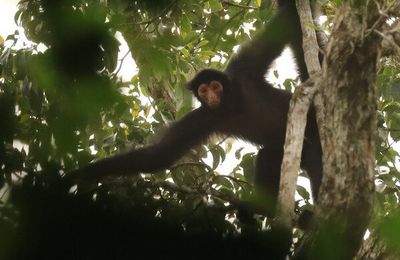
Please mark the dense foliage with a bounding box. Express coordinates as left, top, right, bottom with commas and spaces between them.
0, 0, 400, 258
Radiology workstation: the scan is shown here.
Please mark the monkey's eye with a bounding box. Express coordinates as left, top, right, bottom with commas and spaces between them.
198, 84, 208, 95
210, 81, 223, 92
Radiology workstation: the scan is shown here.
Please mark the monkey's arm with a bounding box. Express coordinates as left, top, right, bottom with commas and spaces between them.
225, 2, 302, 79
66, 108, 217, 181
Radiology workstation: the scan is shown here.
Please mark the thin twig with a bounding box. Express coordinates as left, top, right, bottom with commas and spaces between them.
374, 29, 400, 54
222, 0, 257, 10
135, 0, 178, 25
0, 187, 9, 200
112, 22, 151, 77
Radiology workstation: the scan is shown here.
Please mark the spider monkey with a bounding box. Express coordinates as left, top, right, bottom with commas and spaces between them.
67, 0, 322, 215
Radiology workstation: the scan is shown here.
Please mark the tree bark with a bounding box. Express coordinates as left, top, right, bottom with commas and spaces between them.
356, 233, 397, 260
276, 0, 321, 228
295, 1, 384, 258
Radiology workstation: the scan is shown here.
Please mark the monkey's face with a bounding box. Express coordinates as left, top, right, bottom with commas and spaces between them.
197, 80, 224, 109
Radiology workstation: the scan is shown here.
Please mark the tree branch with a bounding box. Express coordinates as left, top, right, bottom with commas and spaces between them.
275, 0, 321, 229
134, 0, 178, 25
375, 28, 400, 55
221, 1, 257, 10
311, 1, 329, 53
297, 0, 321, 75
276, 78, 319, 228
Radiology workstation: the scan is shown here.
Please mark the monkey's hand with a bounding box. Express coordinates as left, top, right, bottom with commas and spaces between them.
62, 151, 145, 188
61, 167, 87, 190
63, 162, 108, 185
61, 165, 113, 195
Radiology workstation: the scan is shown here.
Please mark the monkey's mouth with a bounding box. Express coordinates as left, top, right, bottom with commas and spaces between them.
208, 101, 220, 109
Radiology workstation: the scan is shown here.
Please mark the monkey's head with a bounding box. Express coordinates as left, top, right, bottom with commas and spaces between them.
187, 69, 231, 109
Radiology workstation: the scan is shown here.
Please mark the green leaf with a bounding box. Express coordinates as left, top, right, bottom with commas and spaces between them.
273, 70, 279, 79
211, 145, 225, 170
240, 153, 255, 182
199, 50, 216, 59
297, 185, 310, 200
180, 15, 192, 33
235, 147, 244, 160
197, 40, 209, 48
180, 47, 190, 58
209, 0, 223, 11
214, 176, 233, 189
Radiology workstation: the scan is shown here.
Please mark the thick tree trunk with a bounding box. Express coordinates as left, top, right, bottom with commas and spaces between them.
295, 2, 384, 259
356, 233, 397, 260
